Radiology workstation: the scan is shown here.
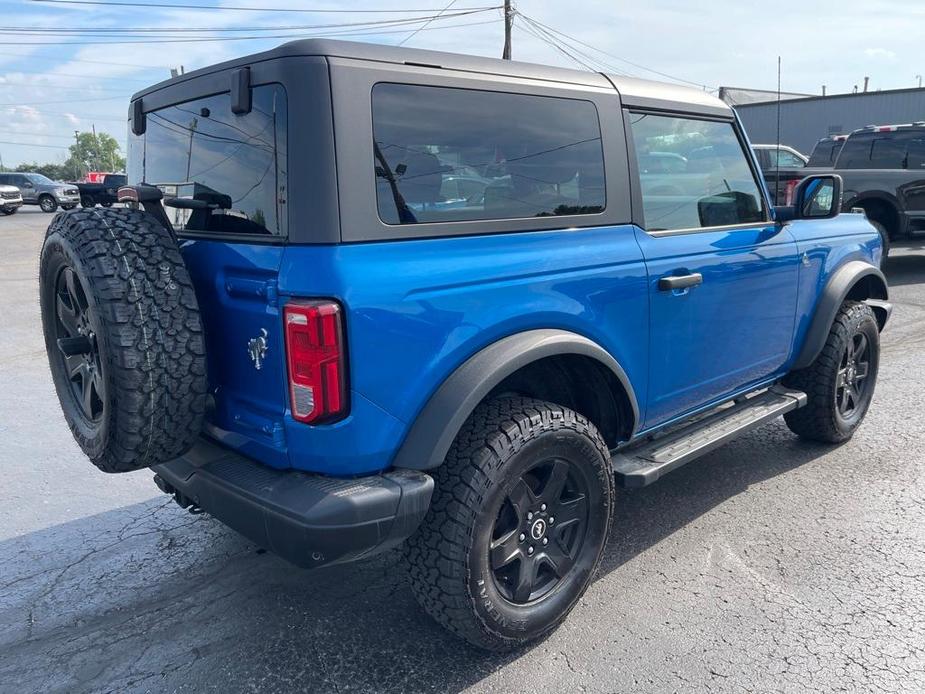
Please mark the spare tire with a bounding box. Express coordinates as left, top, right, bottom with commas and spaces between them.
39, 208, 207, 473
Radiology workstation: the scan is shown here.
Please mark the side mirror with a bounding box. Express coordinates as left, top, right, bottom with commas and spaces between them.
775, 174, 842, 222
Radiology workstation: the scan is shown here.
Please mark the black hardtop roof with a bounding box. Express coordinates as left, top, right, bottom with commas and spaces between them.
130, 38, 729, 115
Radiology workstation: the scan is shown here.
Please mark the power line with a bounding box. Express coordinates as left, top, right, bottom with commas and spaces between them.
0, 95, 125, 106
2, 8, 496, 35
518, 11, 714, 90
0, 50, 168, 70
398, 0, 459, 46
0, 106, 126, 122
0, 15, 499, 45
0, 79, 134, 92
3, 12, 493, 33
515, 15, 602, 74
31, 0, 499, 13
0, 129, 93, 139
0, 139, 71, 149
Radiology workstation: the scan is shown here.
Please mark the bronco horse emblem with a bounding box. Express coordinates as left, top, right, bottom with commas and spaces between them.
247, 328, 269, 370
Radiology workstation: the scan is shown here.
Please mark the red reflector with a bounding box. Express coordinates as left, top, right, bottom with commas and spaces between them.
284, 300, 347, 424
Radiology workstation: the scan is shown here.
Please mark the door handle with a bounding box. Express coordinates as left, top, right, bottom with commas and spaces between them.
658, 273, 703, 291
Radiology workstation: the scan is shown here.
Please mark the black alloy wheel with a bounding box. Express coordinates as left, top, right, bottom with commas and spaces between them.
489, 458, 590, 604
53, 265, 105, 424
405, 397, 613, 651
835, 329, 872, 423
783, 301, 880, 443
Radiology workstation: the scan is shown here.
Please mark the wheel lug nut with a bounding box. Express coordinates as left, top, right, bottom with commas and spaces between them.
519, 533, 525, 542
542, 538, 548, 546
527, 512, 533, 520
528, 546, 534, 555
549, 517, 555, 524
540, 503, 547, 511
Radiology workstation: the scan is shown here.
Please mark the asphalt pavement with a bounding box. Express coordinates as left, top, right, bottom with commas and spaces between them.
1, 206, 923, 693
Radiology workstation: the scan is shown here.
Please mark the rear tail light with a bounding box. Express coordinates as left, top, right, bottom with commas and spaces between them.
284, 300, 347, 424
783, 179, 800, 206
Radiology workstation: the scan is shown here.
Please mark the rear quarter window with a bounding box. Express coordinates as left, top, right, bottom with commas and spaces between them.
128, 83, 287, 237
371, 83, 606, 225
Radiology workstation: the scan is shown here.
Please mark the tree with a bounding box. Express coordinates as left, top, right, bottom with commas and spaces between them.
13, 161, 70, 181
65, 131, 125, 179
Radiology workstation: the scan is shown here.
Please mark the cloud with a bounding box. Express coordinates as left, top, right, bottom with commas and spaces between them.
864, 48, 897, 60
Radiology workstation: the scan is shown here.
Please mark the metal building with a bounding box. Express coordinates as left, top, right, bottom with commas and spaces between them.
731, 87, 925, 155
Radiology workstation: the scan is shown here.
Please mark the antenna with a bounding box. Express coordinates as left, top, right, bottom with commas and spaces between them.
775, 56, 781, 206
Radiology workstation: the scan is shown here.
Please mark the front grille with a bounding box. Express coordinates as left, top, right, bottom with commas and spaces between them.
1, 192, 19, 200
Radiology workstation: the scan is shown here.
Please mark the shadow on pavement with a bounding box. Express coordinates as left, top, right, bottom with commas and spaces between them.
883, 248, 925, 287
0, 421, 831, 693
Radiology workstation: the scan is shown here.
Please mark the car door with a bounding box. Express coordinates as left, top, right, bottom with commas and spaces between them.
14, 175, 35, 203
626, 110, 801, 428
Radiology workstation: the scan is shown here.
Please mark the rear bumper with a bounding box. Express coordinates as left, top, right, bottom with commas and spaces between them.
152, 438, 433, 569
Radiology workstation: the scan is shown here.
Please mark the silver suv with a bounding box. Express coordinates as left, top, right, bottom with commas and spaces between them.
0, 173, 80, 213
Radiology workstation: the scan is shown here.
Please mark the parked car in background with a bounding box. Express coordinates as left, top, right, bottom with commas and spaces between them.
0, 172, 80, 212
75, 173, 127, 208
0, 184, 23, 215
38, 39, 890, 652
752, 143, 808, 169
807, 134, 848, 167
802, 123, 925, 261
751, 144, 808, 205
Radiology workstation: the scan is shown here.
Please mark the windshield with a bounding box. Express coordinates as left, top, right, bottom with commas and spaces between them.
25, 173, 55, 185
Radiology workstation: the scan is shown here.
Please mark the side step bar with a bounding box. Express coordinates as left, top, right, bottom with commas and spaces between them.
612, 386, 807, 488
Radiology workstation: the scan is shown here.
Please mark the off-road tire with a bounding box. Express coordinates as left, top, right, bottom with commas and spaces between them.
783, 301, 880, 443
405, 397, 613, 651
39, 195, 58, 213
81, 196, 95, 209
39, 208, 208, 473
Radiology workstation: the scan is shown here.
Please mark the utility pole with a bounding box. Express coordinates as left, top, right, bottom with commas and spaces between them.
502, 0, 513, 60
73, 130, 82, 181
92, 123, 100, 171
185, 117, 198, 183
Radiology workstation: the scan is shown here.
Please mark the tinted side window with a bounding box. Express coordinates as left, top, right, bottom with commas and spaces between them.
868, 136, 906, 169
372, 83, 605, 225
628, 113, 764, 232
838, 134, 873, 169
130, 84, 287, 236
906, 137, 925, 169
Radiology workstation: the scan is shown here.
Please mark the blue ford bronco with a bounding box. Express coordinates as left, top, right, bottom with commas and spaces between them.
39, 40, 891, 651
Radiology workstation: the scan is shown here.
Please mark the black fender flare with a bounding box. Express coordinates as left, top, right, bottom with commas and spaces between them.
792, 261, 890, 370
391, 329, 639, 471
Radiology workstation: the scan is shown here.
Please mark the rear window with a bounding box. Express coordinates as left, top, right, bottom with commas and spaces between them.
807, 140, 844, 167
127, 84, 287, 236
371, 83, 605, 225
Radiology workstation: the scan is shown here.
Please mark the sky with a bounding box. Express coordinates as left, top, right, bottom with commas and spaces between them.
1, 0, 923, 170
